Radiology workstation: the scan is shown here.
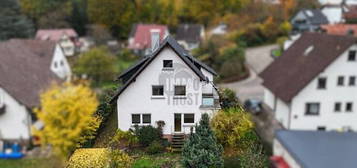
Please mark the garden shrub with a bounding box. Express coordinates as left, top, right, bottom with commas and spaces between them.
67, 148, 109, 168
108, 149, 133, 168
239, 143, 269, 168
67, 148, 133, 168
146, 140, 165, 155
219, 88, 240, 109
182, 113, 224, 168
110, 129, 138, 149
133, 125, 162, 147
211, 107, 254, 154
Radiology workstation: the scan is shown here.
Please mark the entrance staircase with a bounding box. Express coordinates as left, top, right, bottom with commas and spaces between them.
171, 134, 185, 152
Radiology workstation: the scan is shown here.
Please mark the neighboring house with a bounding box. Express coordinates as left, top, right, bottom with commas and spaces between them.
78, 37, 95, 53
321, 3, 348, 24
321, 24, 357, 36
128, 24, 169, 56
36, 29, 78, 57
0, 39, 70, 143
344, 5, 357, 23
291, 9, 329, 34
272, 130, 357, 168
209, 23, 227, 35
260, 32, 357, 131
319, 0, 357, 5
111, 36, 220, 140
176, 24, 205, 51
283, 34, 301, 50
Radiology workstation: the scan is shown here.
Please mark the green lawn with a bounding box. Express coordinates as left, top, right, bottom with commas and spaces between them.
0, 157, 62, 168
131, 152, 182, 168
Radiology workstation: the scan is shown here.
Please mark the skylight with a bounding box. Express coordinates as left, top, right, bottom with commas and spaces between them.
306, 10, 314, 17
304, 46, 314, 56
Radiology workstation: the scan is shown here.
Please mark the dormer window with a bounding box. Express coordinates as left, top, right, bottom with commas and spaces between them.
348, 50, 356, 61
163, 60, 173, 68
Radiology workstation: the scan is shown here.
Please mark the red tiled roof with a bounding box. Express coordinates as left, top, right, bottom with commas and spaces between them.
35, 29, 78, 41
344, 5, 357, 20
321, 24, 357, 37
128, 24, 168, 50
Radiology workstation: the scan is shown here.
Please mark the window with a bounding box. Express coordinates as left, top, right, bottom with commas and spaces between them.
132, 114, 151, 124
337, 76, 344, 86
349, 76, 356, 86
132, 114, 141, 124
317, 126, 326, 131
142, 114, 151, 124
174, 85, 186, 96
54, 62, 58, 68
163, 60, 173, 68
184, 114, 194, 123
334, 102, 341, 112
346, 102, 353, 112
60, 60, 64, 66
317, 77, 327, 89
152, 85, 164, 96
348, 50, 356, 61
202, 94, 214, 106
305, 103, 320, 115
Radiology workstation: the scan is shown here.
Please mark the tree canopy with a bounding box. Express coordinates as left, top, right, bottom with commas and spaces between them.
33, 82, 100, 158
74, 46, 118, 86
0, 0, 34, 41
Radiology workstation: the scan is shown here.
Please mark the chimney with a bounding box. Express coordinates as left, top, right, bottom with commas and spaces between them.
150, 29, 160, 53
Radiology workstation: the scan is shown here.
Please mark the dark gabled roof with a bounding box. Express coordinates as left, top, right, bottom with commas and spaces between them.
176, 24, 203, 43
260, 32, 355, 103
298, 9, 329, 25
111, 36, 216, 103
0, 39, 60, 107
276, 130, 357, 168
117, 36, 217, 83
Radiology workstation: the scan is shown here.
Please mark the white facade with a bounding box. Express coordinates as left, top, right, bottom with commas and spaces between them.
58, 34, 76, 57
273, 139, 301, 168
50, 44, 72, 80
321, 6, 345, 24
0, 88, 31, 141
264, 44, 357, 131
117, 47, 218, 135
210, 24, 227, 35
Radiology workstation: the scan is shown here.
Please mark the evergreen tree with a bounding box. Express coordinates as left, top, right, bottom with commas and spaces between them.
182, 113, 224, 168
0, 0, 34, 41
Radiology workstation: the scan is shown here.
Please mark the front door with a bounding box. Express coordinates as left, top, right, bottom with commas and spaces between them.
174, 114, 182, 132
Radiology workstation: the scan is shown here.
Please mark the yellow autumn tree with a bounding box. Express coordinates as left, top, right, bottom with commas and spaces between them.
211, 107, 254, 154
34, 82, 100, 158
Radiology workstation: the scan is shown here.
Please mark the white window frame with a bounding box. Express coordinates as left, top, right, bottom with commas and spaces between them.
131, 113, 152, 125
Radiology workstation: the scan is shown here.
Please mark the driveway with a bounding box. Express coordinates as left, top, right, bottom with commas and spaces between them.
219, 44, 279, 145
220, 44, 277, 102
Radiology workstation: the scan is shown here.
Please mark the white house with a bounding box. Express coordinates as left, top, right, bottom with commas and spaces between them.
0, 39, 70, 144
209, 23, 227, 36
260, 32, 357, 131
176, 24, 205, 51
272, 130, 357, 168
36, 29, 78, 57
111, 36, 220, 139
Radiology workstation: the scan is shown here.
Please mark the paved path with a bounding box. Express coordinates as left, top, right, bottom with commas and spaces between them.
220, 44, 278, 102
220, 44, 279, 144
